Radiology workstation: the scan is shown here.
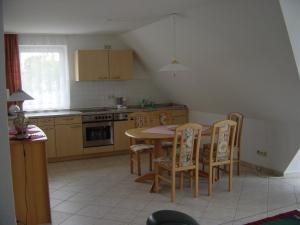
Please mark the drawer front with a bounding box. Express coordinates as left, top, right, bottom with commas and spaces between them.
28, 118, 39, 125
170, 109, 187, 117
38, 118, 55, 126
55, 116, 82, 125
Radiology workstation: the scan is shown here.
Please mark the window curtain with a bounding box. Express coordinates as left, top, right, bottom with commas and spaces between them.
4, 34, 22, 93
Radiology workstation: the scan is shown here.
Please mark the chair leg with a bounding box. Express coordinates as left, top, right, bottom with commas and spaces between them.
154, 165, 159, 192
217, 166, 220, 181
171, 171, 176, 202
208, 165, 213, 196
149, 151, 153, 171
180, 172, 184, 190
189, 171, 193, 189
237, 149, 241, 176
194, 169, 199, 198
130, 151, 134, 174
137, 153, 141, 176
229, 163, 233, 192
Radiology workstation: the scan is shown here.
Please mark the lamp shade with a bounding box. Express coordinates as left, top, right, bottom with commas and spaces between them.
159, 59, 188, 72
7, 89, 34, 102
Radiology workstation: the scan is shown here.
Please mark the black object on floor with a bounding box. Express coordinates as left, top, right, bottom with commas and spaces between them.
146, 210, 200, 225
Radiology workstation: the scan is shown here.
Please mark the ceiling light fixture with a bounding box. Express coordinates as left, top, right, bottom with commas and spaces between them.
159, 14, 188, 76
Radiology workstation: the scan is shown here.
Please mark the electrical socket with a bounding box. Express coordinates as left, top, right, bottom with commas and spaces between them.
107, 94, 115, 99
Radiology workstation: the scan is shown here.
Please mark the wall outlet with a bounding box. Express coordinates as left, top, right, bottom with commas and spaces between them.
257, 150, 268, 157
107, 94, 115, 99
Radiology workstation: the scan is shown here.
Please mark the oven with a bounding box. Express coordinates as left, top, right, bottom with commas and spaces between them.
82, 113, 114, 148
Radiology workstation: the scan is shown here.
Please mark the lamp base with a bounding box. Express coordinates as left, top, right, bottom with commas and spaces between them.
8, 104, 21, 116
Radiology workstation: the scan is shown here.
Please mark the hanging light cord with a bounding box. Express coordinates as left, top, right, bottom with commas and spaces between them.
172, 14, 177, 62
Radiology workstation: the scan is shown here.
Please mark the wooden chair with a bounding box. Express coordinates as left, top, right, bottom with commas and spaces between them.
199, 120, 237, 196
128, 112, 154, 176
227, 112, 244, 176
158, 111, 174, 149
154, 123, 203, 202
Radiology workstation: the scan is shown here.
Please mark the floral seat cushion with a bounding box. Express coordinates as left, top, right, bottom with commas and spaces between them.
130, 144, 154, 152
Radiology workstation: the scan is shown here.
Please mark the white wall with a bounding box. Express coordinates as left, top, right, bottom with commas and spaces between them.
0, 0, 16, 223
280, 0, 300, 77
19, 34, 169, 109
120, 0, 300, 174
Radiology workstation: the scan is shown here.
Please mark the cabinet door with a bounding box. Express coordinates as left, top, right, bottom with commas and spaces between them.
114, 120, 134, 151
170, 109, 188, 125
148, 111, 160, 127
55, 124, 83, 157
109, 50, 133, 80
40, 126, 56, 158
75, 50, 109, 81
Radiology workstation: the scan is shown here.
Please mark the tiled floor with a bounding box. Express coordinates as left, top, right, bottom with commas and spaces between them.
48, 155, 300, 225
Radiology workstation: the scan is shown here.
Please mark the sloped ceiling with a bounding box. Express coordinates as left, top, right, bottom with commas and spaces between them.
280, 0, 300, 78
121, 0, 300, 122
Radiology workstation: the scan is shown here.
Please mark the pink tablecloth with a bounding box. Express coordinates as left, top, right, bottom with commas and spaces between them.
142, 125, 177, 135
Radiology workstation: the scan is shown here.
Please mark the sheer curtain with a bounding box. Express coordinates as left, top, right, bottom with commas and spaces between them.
20, 45, 70, 111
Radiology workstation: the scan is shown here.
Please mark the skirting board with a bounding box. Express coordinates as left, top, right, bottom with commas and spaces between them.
241, 160, 283, 177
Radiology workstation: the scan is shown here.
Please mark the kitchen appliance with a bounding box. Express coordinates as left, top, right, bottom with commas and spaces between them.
115, 97, 127, 109
114, 112, 129, 121
82, 112, 114, 148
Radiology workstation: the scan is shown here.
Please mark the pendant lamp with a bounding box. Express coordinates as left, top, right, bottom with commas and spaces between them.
159, 14, 188, 75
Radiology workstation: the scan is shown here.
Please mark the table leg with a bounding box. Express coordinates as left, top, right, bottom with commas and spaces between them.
134, 140, 161, 193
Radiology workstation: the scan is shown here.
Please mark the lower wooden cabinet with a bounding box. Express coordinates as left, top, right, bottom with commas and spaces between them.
55, 124, 83, 157
39, 126, 56, 158
114, 120, 134, 151
23, 108, 188, 160
10, 131, 51, 225
170, 109, 188, 125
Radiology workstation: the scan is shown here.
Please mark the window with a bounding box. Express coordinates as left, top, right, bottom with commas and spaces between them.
20, 45, 70, 111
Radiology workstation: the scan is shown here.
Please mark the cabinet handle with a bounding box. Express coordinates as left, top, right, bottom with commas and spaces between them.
70, 125, 81, 128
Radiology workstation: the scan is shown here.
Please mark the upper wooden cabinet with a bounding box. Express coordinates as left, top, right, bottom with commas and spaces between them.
75, 50, 109, 81
75, 49, 133, 81
109, 50, 133, 80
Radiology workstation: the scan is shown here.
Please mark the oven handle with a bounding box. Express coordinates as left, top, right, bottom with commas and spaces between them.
82, 121, 113, 128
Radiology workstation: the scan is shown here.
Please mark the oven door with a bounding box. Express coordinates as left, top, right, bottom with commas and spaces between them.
83, 122, 113, 148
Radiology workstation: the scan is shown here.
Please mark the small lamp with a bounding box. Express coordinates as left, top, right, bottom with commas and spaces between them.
7, 89, 34, 115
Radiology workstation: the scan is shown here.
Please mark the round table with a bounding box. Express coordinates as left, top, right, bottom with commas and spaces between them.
125, 125, 211, 192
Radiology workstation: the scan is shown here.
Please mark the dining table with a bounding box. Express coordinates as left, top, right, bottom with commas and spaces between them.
125, 124, 211, 192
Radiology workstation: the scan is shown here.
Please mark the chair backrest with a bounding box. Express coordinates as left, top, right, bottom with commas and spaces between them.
209, 120, 237, 163
158, 110, 172, 125
227, 112, 244, 148
171, 123, 203, 169
128, 112, 150, 128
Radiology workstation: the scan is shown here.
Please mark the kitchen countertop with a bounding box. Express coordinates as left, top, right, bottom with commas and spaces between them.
8, 104, 187, 120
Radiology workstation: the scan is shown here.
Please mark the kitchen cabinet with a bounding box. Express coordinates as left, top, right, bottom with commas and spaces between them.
75, 49, 133, 81
109, 50, 133, 80
39, 126, 56, 158
170, 109, 188, 125
114, 120, 135, 151
55, 116, 83, 157
148, 111, 160, 127
27, 117, 56, 159
75, 50, 109, 81
10, 127, 51, 225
